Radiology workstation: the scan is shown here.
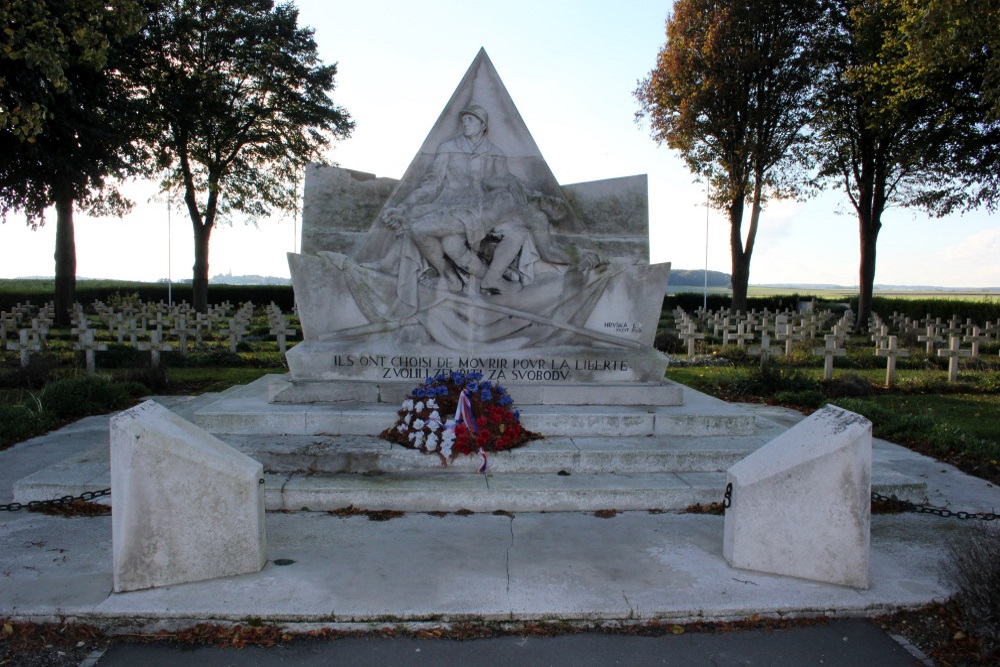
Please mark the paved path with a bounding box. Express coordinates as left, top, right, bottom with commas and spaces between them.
91, 620, 925, 666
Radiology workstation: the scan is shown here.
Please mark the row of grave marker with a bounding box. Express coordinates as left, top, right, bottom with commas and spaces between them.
2, 300, 298, 373
672, 307, 998, 386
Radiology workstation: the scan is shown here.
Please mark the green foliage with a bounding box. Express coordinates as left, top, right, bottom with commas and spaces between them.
0, 403, 54, 446
0, 354, 58, 389
663, 293, 836, 315
773, 389, 826, 409
715, 363, 820, 401
0, 374, 146, 449
822, 372, 874, 397
0, 0, 145, 221
888, 0, 1000, 210
833, 397, 939, 443
0, 0, 143, 140
871, 296, 1000, 325
0, 280, 296, 312
37, 374, 145, 419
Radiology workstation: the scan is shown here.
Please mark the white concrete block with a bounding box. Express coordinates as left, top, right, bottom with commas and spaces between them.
111, 401, 266, 592
723, 404, 871, 589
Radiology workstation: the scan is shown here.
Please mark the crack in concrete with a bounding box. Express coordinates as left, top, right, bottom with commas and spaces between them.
506, 515, 514, 615
622, 590, 635, 619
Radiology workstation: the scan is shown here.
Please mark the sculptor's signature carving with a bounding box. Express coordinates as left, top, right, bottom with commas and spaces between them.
380, 104, 590, 294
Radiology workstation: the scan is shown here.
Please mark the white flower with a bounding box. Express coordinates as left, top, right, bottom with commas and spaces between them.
412, 431, 424, 448
415, 401, 425, 413
407, 431, 416, 441
440, 441, 453, 457
401, 399, 414, 411
396, 423, 408, 434
403, 413, 413, 425
425, 433, 439, 451
412, 418, 426, 431
441, 429, 456, 446
426, 398, 439, 410
427, 413, 442, 432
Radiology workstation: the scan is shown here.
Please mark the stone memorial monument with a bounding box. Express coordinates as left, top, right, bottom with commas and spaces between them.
279, 49, 671, 405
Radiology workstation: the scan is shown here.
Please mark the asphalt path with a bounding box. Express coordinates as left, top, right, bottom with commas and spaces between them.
93, 619, 925, 666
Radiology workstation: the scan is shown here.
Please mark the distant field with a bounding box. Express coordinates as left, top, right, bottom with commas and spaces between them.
3, 279, 997, 304
669, 285, 1000, 301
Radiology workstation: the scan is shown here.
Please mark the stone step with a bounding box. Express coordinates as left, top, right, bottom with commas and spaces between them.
192, 376, 761, 438
270, 376, 686, 407
261, 470, 927, 513
223, 431, 787, 475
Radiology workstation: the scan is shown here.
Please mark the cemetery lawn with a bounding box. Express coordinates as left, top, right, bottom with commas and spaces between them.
164, 367, 285, 394
667, 366, 1000, 486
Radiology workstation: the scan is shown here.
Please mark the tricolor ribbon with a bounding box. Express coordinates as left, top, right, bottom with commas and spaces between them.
455, 387, 476, 433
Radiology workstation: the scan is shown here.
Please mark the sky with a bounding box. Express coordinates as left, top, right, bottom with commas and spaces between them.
2, 0, 998, 288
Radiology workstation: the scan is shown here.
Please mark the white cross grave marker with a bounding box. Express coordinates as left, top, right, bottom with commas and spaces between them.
814, 334, 846, 380
937, 335, 971, 382
875, 335, 909, 388
74, 329, 108, 374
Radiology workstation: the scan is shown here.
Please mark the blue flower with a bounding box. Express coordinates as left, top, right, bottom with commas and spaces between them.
499, 395, 513, 406
480, 380, 493, 391
436, 386, 449, 396
481, 389, 493, 402
513, 409, 520, 419
468, 371, 484, 381
467, 382, 478, 393
450, 371, 465, 384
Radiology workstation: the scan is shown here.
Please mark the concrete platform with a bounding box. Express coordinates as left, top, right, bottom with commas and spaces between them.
12, 379, 927, 511
3, 389, 997, 632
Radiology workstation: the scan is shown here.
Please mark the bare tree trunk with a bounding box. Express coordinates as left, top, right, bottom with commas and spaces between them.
857, 208, 880, 331
192, 221, 211, 313
53, 189, 76, 327
728, 177, 762, 316
728, 195, 748, 314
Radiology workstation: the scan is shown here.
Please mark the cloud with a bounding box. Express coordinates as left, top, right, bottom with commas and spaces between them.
944, 227, 1000, 262
940, 227, 1000, 285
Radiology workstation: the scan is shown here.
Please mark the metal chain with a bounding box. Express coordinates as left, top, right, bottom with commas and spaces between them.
0, 488, 111, 513
722, 488, 996, 522
871, 491, 998, 522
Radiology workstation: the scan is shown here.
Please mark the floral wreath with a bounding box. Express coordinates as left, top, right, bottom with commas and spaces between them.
380, 370, 538, 464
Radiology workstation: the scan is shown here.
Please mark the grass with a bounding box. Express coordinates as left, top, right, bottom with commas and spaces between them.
666, 352, 1000, 484
0, 298, 294, 450
165, 367, 286, 394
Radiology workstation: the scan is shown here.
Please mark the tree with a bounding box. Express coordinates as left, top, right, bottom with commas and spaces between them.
635, 0, 828, 313
810, 0, 990, 328
0, 0, 144, 326
894, 0, 1000, 122
888, 0, 1000, 212
138, 0, 354, 312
